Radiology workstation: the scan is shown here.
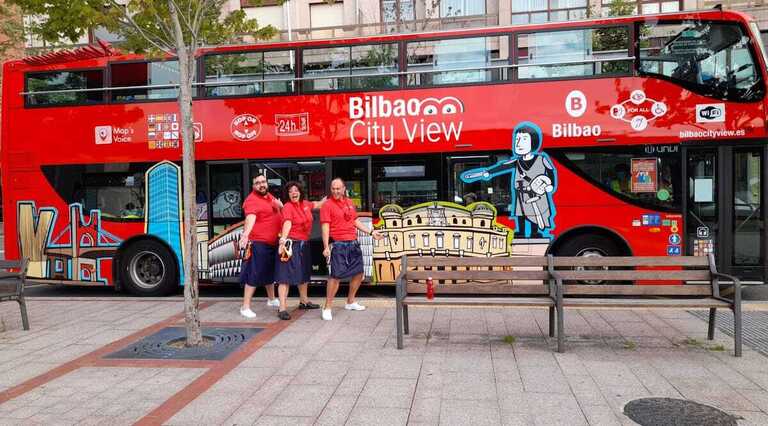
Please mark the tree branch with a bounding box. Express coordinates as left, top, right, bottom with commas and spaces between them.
106, 0, 173, 53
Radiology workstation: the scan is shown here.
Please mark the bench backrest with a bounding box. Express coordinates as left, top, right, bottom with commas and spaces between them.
400, 256, 553, 296
551, 255, 716, 297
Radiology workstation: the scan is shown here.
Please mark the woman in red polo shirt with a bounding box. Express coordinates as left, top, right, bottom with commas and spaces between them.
274, 181, 326, 320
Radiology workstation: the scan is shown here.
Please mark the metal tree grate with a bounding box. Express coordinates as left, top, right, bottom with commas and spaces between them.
105, 327, 263, 361
624, 398, 737, 426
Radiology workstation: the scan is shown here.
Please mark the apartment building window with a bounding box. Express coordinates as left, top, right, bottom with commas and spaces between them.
512, 0, 588, 25
441, 0, 486, 18
601, 0, 680, 15
382, 0, 415, 23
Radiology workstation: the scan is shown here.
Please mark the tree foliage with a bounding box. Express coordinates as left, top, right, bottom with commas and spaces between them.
5, 0, 276, 54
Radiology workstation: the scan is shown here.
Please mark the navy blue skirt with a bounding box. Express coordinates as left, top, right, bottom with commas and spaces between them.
275, 240, 312, 286
329, 241, 364, 280
239, 242, 276, 287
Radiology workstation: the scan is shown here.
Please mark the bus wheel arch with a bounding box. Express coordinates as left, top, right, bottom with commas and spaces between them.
549, 227, 631, 257
114, 236, 179, 296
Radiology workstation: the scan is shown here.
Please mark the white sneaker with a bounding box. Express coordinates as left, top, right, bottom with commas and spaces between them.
267, 298, 280, 308
344, 302, 366, 311
322, 308, 333, 321
240, 307, 257, 319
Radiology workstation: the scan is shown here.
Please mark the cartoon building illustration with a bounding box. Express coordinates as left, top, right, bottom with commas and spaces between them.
145, 161, 184, 282
18, 202, 122, 283
372, 201, 513, 282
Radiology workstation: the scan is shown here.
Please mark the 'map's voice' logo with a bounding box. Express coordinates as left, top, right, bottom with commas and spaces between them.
696, 104, 725, 123
348, 95, 464, 152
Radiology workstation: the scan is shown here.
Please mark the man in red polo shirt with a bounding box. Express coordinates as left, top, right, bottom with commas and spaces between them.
238, 174, 282, 318
320, 178, 383, 321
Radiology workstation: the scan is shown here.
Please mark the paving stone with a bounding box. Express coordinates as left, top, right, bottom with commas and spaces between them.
264, 384, 335, 417
346, 406, 409, 426
253, 415, 315, 425
370, 355, 423, 379
315, 395, 357, 426
441, 371, 497, 400
440, 399, 501, 426
291, 360, 349, 386
357, 378, 417, 408
580, 404, 622, 426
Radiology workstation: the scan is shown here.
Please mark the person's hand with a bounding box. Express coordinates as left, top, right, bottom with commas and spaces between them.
371, 230, 384, 240
278, 243, 286, 256
238, 236, 248, 250
323, 247, 330, 259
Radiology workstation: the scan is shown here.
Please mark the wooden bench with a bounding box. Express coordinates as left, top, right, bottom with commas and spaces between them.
395, 256, 563, 352
550, 254, 742, 356
0, 259, 30, 331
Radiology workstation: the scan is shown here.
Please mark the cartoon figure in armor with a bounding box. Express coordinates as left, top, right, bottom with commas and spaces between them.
460, 122, 557, 238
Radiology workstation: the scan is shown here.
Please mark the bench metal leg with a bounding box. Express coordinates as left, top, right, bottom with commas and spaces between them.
17, 297, 30, 331
548, 307, 555, 338
707, 308, 716, 340
403, 305, 410, 335
395, 300, 404, 350
733, 305, 743, 357
556, 303, 564, 353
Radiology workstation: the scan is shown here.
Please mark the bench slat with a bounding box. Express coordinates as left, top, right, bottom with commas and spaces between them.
406, 256, 549, 267
403, 296, 554, 306
553, 270, 711, 281
562, 284, 712, 296
407, 270, 550, 281
407, 283, 550, 295
563, 297, 730, 308
552, 256, 709, 267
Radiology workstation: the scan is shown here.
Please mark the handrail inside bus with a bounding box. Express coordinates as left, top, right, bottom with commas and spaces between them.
19, 56, 636, 96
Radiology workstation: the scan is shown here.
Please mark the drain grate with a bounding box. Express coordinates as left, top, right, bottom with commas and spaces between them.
624, 398, 737, 426
105, 327, 263, 361
689, 310, 768, 357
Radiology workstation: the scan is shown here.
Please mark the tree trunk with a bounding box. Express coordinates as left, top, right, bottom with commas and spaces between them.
169, 1, 202, 346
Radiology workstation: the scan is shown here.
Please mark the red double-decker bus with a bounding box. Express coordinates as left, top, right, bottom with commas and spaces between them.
3, 8, 767, 295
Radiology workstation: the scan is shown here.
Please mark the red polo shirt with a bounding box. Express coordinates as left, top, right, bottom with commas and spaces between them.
282, 200, 313, 241
242, 191, 281, 245
320, 197, 358, 241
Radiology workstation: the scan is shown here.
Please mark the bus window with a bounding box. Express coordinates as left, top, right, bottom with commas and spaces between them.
302, 43, 398, 92
552, 147, 682, 211
448, 154, 512, 215
640, 21, 764, 102
41, 163, 148, 220
204, 50, 295, 97
25, 70, 104, 106
406, 36, 507, 86
373, 158, 439, 213
517, 27, 631, 80
111, 60, 180, 101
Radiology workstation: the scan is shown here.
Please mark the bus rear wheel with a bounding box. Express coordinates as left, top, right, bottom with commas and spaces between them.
555, 235, 623, 285
120, 239, 178, 296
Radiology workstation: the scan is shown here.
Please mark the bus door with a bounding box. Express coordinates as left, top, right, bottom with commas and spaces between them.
251, 160, 328, 277
684, 147, 765, 281
207, 161, 247, 238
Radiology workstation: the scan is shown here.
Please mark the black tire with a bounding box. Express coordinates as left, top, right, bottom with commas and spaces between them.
119, 239, 178, 296
556, 234, 622, 258
555, 234, 625, 284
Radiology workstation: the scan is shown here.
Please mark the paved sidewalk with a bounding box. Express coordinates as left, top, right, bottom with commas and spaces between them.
1, 298, 768, 425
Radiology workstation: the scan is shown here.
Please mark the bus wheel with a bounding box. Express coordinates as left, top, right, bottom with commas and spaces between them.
555, 235, 622, 285
120, 239, 178, 296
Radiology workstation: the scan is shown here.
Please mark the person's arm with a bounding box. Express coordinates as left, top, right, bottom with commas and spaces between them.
272, 197, 283, 210
322, 223, 331, 259
238, 214, 256, 249
354, 218, 384, 240
311, 196, 328, 210
279, 219, 292, 254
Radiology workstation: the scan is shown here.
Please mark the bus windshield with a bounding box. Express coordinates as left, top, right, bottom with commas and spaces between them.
640, 21, 764, 102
